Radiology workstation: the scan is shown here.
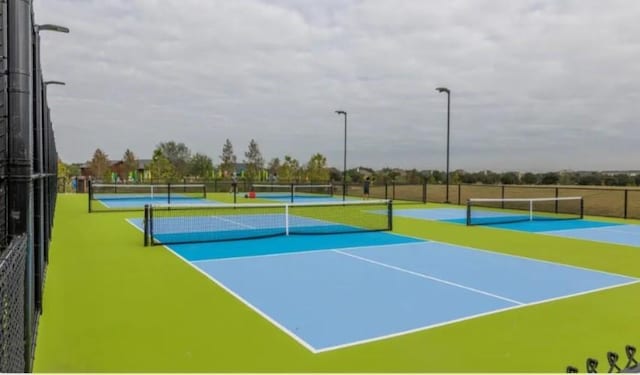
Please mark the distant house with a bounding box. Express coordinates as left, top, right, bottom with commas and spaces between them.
80, 159, 150, 182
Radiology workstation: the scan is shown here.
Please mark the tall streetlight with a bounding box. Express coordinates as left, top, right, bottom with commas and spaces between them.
436, 87, 451, 203
335, 110, 347, 201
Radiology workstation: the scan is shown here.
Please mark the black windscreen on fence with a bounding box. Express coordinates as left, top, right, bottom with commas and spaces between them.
0, 235, 27, 373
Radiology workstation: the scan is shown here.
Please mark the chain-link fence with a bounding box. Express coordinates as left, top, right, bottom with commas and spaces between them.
0, 1, 60, 372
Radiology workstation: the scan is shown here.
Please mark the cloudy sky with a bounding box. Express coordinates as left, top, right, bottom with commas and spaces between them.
35, 0, 640, 172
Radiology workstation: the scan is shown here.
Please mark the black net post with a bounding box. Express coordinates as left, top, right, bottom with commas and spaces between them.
143, 204, 149, 246
387, 200, 393, 231
457, 184, 461, 205
555, 187, 559, 213
167, 182, 171, 204
384, 183, 388, 200
580, 198, 584, 219
392, 181, 395, 200
290, 183, 294, 203
501, 185, 505, 208
466, 200, 471, 226
88, 179, 92, 213
422, 180, 426, 203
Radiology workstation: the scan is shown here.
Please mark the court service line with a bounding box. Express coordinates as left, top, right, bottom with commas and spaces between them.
191, 240, 425, 264
213, 215, 258, 229
333, 250, 524, 305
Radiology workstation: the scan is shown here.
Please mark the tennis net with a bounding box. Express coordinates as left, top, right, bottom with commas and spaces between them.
89, 183, 207, 212
466, 196, 584, 226
143, 199, 392, 246
251, 183, 333, 201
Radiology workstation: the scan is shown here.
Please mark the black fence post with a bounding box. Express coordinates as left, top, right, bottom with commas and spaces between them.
422, 180, 427, 203
501, 185, 505, 209
392, 181, 396, 200
457, 184, 461, 205
555, 187, 559, 213
624, 189, 628, 219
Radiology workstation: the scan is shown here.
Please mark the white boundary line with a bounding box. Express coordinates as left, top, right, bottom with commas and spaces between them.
333, 250, 524, 305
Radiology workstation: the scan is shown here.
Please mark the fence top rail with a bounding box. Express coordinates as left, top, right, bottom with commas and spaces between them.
468, 196, 582, 203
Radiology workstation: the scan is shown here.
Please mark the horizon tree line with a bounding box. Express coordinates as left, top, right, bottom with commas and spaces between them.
56, 139, 640, 187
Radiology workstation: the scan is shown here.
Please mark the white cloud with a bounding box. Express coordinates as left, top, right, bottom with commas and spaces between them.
35, 0, 640, 171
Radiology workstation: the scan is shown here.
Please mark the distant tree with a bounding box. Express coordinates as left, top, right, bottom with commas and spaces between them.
377, 167, 399, 183
149, 148, 176, 182
219, 139, 237, 178
305, 153, 329, 182
500, 172, 520, 185
278, 155, 300, 182
450, 170, 463, 184
405, 169, 423, 184
189, 153, 213, 180
540, 172, 560, 185
157, 141, 191, 178
347, 168, 363, 183
122, 149, 138, 178
89, 148, 110, 181
68, 163, 82, 177
243, 139, 264, 182
577, 173, 602, 186
430, 170, 443, 184
57, 159, 69, 178
479, 170, 500, 184
635, 174, 640, 186
521, 172, 538, 185
612, 174, 631, 186
328, 168, 342, 182
267, 157, 281, 176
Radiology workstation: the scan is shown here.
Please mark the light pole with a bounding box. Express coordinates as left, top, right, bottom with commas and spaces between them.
335, 110, 347, 201
436, 87, 451, 203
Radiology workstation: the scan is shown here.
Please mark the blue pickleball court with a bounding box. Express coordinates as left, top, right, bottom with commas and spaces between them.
392, 207, 640, 248
127, 217, 637, 353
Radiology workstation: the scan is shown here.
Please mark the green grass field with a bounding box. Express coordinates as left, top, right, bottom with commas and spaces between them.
33, 193, 640, 372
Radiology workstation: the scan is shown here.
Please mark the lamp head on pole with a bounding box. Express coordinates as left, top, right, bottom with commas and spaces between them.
436, 87, 450, 94
335, 110, 346, 116
44, 81, 66, 86
35, 24, 70, 33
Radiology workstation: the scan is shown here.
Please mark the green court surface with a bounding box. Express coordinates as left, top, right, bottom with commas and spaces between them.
34, 194, 640, 372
